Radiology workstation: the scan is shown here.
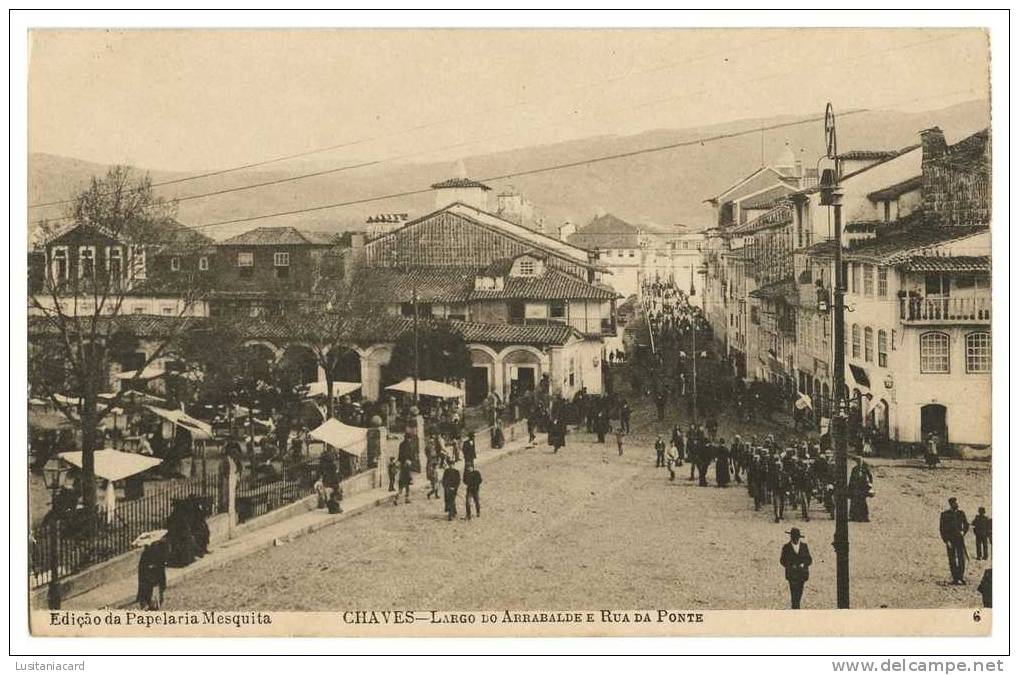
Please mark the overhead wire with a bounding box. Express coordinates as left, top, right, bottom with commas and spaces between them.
29, 31, 974, 228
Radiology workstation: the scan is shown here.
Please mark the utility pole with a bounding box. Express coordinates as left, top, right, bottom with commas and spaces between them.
412, 284, 420, 404
821, 102, 850, 609
691, 317, 698, 425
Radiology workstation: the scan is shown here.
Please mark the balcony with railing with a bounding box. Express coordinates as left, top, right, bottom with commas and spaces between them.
899, 295, 991, 324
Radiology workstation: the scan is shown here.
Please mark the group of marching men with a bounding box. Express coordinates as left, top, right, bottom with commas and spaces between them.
656, 426, 875, 523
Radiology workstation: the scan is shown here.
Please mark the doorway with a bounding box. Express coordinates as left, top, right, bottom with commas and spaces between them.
920, 404, 948, 444
466, 366, 490, 406
513, 366, 536, 397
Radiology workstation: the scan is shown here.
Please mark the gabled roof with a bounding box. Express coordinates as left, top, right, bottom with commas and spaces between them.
406, 202, 596, 268
217, 227, 337, 247
867, 176, 923, 202
567, 213, 641, 250
705, 166, 801, 204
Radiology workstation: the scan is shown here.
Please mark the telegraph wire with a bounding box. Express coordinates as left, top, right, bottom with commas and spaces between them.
32, 84, 986, 235
29, 31, 970, 216
27, 31, 797, 210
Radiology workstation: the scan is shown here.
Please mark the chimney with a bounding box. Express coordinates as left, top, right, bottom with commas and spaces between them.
920, 127, 947, 161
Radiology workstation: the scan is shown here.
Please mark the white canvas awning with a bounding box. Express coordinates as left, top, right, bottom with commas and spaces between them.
115, 365, 165, 381
309, 418, 367, 457
58, 449, 162, 481
305, 381, 361, 399
385, 377, 464, 399
52, 393, 81, 406
100, 390, 165, 404
145, 406, 215, 440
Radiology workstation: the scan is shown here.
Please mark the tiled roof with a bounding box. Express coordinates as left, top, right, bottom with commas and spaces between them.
802, 223, 988, 265
356, 268, 476, 303
217, 227, 337, 247
732, 203, 794, 235
482, 258, 515, 277
567, 213, 641, 250
356, 266, 617, 303
900, 255, 990, 273
430, 177, 492, 190
939, 129, 990, 171
738, 185, 795, 211
867, 176, 922, 202
29, 313, 582, 347
839, 150, 899, 161
471, 269, 619, 301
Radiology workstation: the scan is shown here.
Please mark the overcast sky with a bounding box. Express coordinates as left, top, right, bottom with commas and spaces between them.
29, 28, 989, 172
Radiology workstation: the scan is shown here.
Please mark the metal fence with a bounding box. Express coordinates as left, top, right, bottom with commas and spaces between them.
235, 459, 320, 524
29, 473, 220, 590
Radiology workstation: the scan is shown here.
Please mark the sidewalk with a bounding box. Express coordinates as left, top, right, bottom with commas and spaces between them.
64, 433, 536, 610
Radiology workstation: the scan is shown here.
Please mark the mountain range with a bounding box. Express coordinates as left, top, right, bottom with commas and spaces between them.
27, 99, 989, 243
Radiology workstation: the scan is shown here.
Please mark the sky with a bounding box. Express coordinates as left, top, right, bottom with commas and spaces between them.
28, 28, 990, 172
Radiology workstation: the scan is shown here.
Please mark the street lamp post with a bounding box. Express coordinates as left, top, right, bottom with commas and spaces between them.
820, 102, 851, 609
42, 457, 69, 610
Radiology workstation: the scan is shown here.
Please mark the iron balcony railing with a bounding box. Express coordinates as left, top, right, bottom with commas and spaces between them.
899, 296, 991, 324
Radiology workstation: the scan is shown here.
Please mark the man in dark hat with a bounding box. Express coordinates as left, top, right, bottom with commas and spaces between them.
779, 528, 812, 609
463, 463, 482, 520
939, 497, 970, 584
441, 462, 461, 521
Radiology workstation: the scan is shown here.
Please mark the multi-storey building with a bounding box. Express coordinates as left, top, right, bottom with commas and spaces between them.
566, 213, 705, 302
800, 127, 991, 447
704, 126, 990, 450
352, 181, 618, 403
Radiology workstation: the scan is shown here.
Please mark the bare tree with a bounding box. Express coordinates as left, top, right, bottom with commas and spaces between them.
28, 166, 203, 524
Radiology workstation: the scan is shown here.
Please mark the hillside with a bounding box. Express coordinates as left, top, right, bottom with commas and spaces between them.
27, 99, 989, 243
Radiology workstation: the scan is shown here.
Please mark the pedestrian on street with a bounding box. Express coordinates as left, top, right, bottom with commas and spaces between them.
654, 391, 667, 422
939, 497, 970, 584
387, 457, 398, 492
771, 459, 787, 523
595, 411, 610, 444
715, 441, 731, 488
972, 507, 991, 560
462, 432, 477, 467
620, 401, 631, 433
665, 442, 680, 481
614, 426, 626, 456
779, 528, 812, 609
527, 415, 537, 445
463, 464, 482, 520
137, 536, 168, 610
394, 460, 412, 506
654, 434, 666, 467
398, 432, 416, 467
426, 454, 440, 500
441, 463, 461, 521
548, 416, 566, 454
977, 569, 992, 608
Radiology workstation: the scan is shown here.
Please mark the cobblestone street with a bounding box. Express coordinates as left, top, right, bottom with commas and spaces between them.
163, 394, 991, 612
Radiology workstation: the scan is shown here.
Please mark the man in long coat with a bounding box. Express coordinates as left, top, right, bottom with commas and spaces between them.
779, 528, 812, 609
940, 497, 970, 584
